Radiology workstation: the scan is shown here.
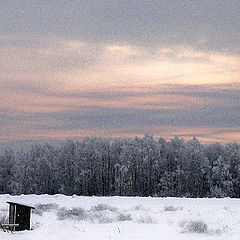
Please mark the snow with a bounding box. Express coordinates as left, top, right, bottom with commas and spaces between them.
1, 195, 240, 240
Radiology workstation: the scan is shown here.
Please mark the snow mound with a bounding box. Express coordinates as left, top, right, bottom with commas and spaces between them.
1, 195, 240, 240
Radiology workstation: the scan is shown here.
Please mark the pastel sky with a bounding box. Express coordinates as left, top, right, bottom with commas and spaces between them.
0, 0, 240, 144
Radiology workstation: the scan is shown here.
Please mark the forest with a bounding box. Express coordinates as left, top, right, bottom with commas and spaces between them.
0, 135, 240, 198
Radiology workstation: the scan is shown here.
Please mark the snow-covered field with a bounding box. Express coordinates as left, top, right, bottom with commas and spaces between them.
0, 195, 240, 240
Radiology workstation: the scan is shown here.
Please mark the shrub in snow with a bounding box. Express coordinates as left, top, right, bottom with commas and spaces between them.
117, 213, 132, 221
181, 220, 208, 233
0, 214, 8, 224
211, 225, 229, 235
89, 212, 114, 224
34, 203, 59, 215
31, 221, 41, 230
133, 205, 143, 211
36, 203, 59, 211
57, 207, 87, 221
136, 215, 155, 224
164, 205, 178, 212
90, 204, 118, 212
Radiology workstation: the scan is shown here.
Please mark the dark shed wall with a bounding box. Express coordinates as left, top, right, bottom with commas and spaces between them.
7, 202, 34, 231
15, 205, 31, 231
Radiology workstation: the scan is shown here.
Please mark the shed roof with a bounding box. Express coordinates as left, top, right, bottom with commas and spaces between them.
7, 201, 35, 209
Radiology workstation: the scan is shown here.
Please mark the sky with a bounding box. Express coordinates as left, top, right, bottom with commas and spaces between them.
0, 0, 240, 145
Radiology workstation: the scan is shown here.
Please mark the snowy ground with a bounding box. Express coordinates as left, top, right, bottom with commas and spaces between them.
0, 195, 240, 240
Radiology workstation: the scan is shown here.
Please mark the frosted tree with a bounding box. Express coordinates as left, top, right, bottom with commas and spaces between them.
0, 150, 15, 194
1, 135, 240, 197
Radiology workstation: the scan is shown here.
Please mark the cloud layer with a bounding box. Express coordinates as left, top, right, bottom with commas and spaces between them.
1, 1, 240, 55
0, 1, 240, 144
1, 82, 240, 143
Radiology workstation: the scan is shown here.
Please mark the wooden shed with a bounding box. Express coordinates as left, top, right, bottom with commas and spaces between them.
7, 201, 35, 231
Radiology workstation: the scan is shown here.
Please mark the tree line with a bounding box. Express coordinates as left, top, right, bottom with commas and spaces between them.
0, 135, 240, 198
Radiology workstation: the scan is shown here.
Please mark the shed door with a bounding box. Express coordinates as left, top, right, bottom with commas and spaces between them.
15, 205, 31, 231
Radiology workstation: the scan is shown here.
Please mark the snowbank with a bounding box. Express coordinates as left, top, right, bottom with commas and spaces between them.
0, 195, 240, 240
